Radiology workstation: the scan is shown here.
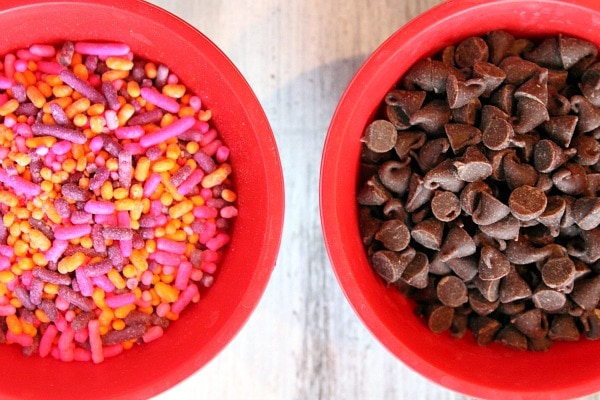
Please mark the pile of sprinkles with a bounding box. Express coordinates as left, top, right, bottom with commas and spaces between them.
0, 41, 237, 362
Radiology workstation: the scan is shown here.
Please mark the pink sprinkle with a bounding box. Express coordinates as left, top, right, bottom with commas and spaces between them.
156, 303, 170, 318
4, 53, 15, 78
73, 347, 92, 362
29, 44, 56, 58
45, 239, 68, 263
206, 232, 230, 251
55, 295, 70, 311
215, 145, 230, 163
75, 42, 130, 57
150, 250, 184, 266
94, 214, 118, 225
189, 96, 202, 111
36, 61, 64, 75
143, 173, 162, 198
75, 267, 94, 297
88, 319, 104, 364
14, 59, 28, 72
171, 282, 199, 314
0, 168, 40, 197
54, 315, 68, 332
190, 269, 203, 281
177, 168, 204, 196
193, 206, 218, 219
141, 271, 154, 286
201, 261, 217, 274
92, 275, 115, 293
140, 87, 180, 114
115, 125, 144, 140
0, 245, 14, 258
142, 326, 164, 343
0, 77, 13, 89
220, 205, 239, 218
53, 224, 92, 240
39, 324, 58, 357
13, 123, 33, 138
105, 293, 136, 309
74, 329, 89, 343
103, 343, 124, 359
58, 326, 75, 362
174, 261, 192, 290
105, 110, 119, 130
139, 115, 195, 148
0, 304, 16, 316
156, 238, 187, 255
16, 49, 41, 61
51, 140, 73, 156
89, 136, 105, 153
84, 200, 115, 215
7, 331, 33, 347
122, 142, 146, 156
200, 128, 218, 146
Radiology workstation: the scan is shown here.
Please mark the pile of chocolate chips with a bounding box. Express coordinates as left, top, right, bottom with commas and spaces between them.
357, 30, 600, 351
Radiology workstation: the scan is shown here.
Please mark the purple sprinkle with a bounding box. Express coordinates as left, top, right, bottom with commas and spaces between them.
84, 55, 98, 71
70, 210, 93, 224
101, 324, 147, 346
57, 285, 94, 312
102, 81, 120, 111
155, 64, 169, 90
28, 152, 43, 184
59, 69, 106, 105
107, 245, 125, 268
101, 135, 122, 157
102, 226, 133, 241
61, 183, 90, 202
15, 102, 38, 116
88, 166, 109, 191
85, 259, 112, 277
49, 102, 70, 125
178, 129, 203, 142
145, 146, 163, 161
31, 122, 86, 144
170, 164, 193, 187
194, 150, 217, 173
91, 224, 106, 253
39, 299, 59, 321
11, 83, 26, 103
139, 228, 155, 240
28, 217, 54, 240
14, 286, 35, 310
32, 266, 71, 286
54, 198, 71, 218
29, 278, 43, 306
58, 41, 75, 67
126, 108, 163, 126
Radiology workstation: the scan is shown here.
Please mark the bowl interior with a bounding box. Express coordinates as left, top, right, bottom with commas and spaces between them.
321, 0, 600, 399
0, 1, 283, 399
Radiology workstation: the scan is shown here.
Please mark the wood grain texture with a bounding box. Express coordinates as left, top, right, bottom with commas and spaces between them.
144, 1, 600, 399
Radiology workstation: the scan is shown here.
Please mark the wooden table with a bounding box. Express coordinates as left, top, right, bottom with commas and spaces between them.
145, 1, 600, 399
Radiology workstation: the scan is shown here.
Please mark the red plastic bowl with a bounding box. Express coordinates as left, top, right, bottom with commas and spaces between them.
0, 1, 283, 399
321, 0, 600, 399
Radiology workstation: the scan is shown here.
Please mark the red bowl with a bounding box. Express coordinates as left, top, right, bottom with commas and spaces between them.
321, 0, 600, 399
0, 1, 284, 399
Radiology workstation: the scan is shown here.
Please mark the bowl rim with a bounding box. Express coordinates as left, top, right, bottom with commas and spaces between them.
321, 0, 600, 399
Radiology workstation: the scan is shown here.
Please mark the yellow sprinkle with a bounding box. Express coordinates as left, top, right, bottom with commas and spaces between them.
169, 200, 194, 219
152, 159, 176, 173
57, 252, 86, 274
154, 282, 180, 303
0, 271, 15, 284
30, 229, 52, 251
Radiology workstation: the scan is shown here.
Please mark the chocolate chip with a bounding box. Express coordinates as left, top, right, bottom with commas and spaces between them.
403, 59, 452, 93
446, 75, 486, 109
559, 34, 598, 70
572, 134, 600, 166
437, 275, 468, 307
503, 151, 539, 190
512, 96, 550, 134
548, 314, 580, 341
537, 195, 566, 233
500, 267, 532, 303
375, 219, 411, 251
533, 139, 575, 173
439, 226, 476, 262
453, 146, 492, 182
473, 61, 506, 97
357, 175, 391, 206
469, 315, 502, 346
580, 63, 600, 106
455, 36, 489, 68
552, 163, 588, 195
394, 130, 427, 160
499, 56, 540, 86
541, 256, 576, 290
514, 70, 548, 106
423, 159, 464, 193
385, 89, 427, 119
370, 248, 416, 284
429, 253, 452, 275
479, 245, 511, 281
469, 289, 499, 316
415, 138, 450, 172
471, 191, 511, 226
404, 173, 434, 212
401, 251, 429, 288
459, 181, 493, 215
489, 83, 516, 114
496, 325, 528, 350
411, 218, 444, 250
486, 30, 515, 65
482, 117, 514, 150
444, 123, 482, 153
523, 37, 562, 69
447, 256, 478, 282
427, 304, 455, 333
361, 119, 398, 153
571, 95, 600, 133
532, 284, 567, 311
571, 196, 600, 230
479, 215, 521, 240
431, 190, 461, 222
511, 308, 548, 339
570, 275, 600, 310
509, 185, 547, 221
451, 98, 481, 125
472, 274, 501, 302
378, 160, 412, 194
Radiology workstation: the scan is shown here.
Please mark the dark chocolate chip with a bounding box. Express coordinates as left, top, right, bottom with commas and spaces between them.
503, 151, 539, 190
537, 195, 566, 233
459, 181, 493, 216
429, 253, 452, 275
489, 83, 516, 115
416, 138, 450, 172
479, 215, 521, 240
559, 34, 598, 70
473, 61, 506, 97
451, 98, 481, 125
512, 96, 550, 134
447, 256, 478, 282
541, 256, 576, 289
572, 134, 600, 166
533, 139, 575, 173
423, 159, 464, 193
472, 191, 511, 226
571, 95, 600, 133
500, 267, 532, 303
482, 117, 514, 150
446, 75, 486, 109
479, 245, 511, 281
552, 163, 589, 196
385, 89, 427, 115
405, 173, 434, 212
394, 130, 427, 159
437, 275, 468, 307
528, 336, 554, 351
409, 99, 453, 135
499, 56, 541, 86
514, 70, 548, 106
375, 219, 411, 252
571, 196, 600, 230
532, 284, 567, 311
359, 208, 383, 246
469, 289, 499, 316
523, 37, 562, 69
570, 275, 600, 310
486, 30, 515, 65
505, 238, 552, 265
